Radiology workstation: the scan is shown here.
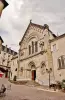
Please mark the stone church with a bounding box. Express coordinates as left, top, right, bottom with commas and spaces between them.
18, 21, 57, 85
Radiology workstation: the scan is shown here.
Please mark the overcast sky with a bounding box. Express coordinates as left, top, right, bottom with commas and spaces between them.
0, 0, 65, 52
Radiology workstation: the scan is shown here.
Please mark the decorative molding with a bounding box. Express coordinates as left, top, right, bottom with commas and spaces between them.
20, 51, 44, 61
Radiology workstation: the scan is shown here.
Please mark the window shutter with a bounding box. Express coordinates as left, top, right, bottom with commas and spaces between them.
58, 58, 61, 69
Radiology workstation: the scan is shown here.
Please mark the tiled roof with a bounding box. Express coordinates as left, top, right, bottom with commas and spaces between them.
50, 33, 65, 42
2, 45, 17, 55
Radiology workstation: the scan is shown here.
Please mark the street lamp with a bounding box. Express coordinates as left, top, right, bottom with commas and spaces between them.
46, 68, 52, 88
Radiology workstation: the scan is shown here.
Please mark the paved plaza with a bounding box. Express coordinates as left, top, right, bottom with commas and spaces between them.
0, 78, 65, 100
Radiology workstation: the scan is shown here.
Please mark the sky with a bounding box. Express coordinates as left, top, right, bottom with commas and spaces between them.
0, 0, 65, 52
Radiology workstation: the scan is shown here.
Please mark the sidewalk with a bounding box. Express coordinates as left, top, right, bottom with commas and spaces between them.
25, 82, 62, 93
9, 80, 63, 93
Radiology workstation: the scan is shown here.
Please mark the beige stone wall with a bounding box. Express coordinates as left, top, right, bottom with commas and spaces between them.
10, 56, 18, 80
0, 51, 13, 67
19, 24, 55, 85
51, 36, 65, 82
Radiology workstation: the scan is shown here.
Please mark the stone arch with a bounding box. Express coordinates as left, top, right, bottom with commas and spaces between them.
28, 61, 36, 70
28, 61, 36, 80
26, 32, 39, 43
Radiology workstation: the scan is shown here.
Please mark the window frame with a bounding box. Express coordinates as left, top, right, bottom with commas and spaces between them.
53, 44, 56, 52
58, 55, 65, 70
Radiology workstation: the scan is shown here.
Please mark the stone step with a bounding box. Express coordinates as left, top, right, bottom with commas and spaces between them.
25, 80, 40, 86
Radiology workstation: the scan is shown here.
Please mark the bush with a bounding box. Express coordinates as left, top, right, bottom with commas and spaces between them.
61, 79, 65, 90
13, 75, 17, 81
62, 79, 65, 82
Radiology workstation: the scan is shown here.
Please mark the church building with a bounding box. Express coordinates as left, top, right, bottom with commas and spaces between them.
18, 21, 57, 85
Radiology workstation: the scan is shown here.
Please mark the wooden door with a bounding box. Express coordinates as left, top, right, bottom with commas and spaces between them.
32, 70, 36, 80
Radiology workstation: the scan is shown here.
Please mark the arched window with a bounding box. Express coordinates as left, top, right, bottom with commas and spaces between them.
58, 55, 65, 69
29, 45, 31, 55
32, 41, 34, 54
35, 41, 38, 52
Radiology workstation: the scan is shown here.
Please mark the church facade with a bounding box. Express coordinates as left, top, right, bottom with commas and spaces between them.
18, 21, 57, 85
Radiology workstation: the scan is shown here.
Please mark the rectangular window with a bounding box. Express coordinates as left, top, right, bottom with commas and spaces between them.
35, 41, 38, 52
53, 44, 56, 51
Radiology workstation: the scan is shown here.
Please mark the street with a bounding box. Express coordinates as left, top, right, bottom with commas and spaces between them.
0, 78, 65, 100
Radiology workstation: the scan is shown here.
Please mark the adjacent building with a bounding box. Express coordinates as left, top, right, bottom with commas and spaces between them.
51, 34, 65, 82
0, 36, 17, 78
10, 54, 18, 80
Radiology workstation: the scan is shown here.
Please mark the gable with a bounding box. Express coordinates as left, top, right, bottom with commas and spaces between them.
19, 21, 56, 45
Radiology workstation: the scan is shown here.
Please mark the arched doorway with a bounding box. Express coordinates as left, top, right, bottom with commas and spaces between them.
28, 61, 36, 80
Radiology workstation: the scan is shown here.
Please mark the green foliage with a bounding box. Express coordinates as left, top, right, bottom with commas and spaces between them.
62, 79, 65, 82
61, 79, 65, 89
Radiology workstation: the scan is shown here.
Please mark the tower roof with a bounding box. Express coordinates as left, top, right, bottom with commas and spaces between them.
0, 36, 4, 43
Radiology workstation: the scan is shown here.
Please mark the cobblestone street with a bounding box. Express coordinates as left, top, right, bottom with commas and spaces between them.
0, 78, 65, 100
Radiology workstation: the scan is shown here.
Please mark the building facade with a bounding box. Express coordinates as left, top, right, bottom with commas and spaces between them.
10, 55, 18, 80
0, 36, 17, 78
51, 34, 65, 82
18, 21, 57, 85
